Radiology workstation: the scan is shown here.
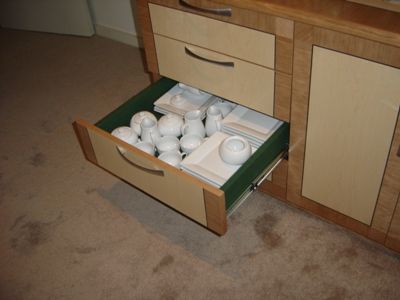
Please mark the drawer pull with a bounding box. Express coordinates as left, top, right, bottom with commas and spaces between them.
179, 0, 232, 16
185, 47, 235, 67
398, 145, 400, 157
116, 147, 164, 177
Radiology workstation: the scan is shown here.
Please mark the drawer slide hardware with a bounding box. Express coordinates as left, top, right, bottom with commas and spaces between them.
227, 149, 288, 216
185, 46, 235, 67
116, 146, 164, 176
179, 0, 232, 17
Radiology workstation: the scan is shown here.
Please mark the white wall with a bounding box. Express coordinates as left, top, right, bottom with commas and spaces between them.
88, 0, 141, 47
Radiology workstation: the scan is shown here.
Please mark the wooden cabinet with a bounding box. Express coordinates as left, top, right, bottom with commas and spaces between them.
288, 23, 400, 242
136, 0, 294, 200
130, 0, 400, 249
386, 194, 400, 252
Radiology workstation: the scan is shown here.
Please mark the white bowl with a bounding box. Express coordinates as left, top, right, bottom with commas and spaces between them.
158, 151, 182, 167
156, 136, 180, 154
134, 141, 155, 156
158, 113, 184, 137
130, 111, 157, 136
111, 126, 138, 145
219, 136, 251, 165
169, 93, 186, 107
180, 134, 203, 154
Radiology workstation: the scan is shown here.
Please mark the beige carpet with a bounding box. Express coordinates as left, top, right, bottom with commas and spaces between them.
0, 28, 399, 300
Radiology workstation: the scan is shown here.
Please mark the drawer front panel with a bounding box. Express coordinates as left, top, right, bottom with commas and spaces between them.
87, 126, 208, 226
154, 35, 275, 116
149, 3, 275, 69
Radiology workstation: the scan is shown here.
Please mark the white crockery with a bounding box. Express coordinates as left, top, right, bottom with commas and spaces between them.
219, 136, 251, 165
156, 136, 180, 154
158, 151, 183, 167
140, 117, 161, 145
205, 105, 222, 137
130, 111, 157, 136
181, 109, 206, 137
158, 113, 184, 137
111, 126, 138, 145
215, 100, 235, 117
180, 134, 203, 154
169, 93, 186, 107
134, 141, 155, 156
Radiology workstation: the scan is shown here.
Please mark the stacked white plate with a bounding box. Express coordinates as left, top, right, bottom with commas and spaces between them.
180, 132, 256, 188
220, 105, 283, 148
154, 83, 218, 119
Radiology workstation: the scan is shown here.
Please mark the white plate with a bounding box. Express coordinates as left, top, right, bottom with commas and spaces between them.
221, 127, 263, 147
221, 105, 282, 142
154, 83, 217, 117
181, 132, 256, 187
180, 166, 221, 187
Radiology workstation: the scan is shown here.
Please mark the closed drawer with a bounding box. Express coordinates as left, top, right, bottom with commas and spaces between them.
154, 35, 275, 116
149, 3, 275, 69
74, 78, 289, 235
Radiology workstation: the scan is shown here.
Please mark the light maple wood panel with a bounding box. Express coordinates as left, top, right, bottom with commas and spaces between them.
87, 124, 211, 226
288, 23, 400, 242
149, 3, 275, 69
347, 0, 400, 13
302, 46, 400, 225
154, 34, 275, 115
149, 0, 294, 74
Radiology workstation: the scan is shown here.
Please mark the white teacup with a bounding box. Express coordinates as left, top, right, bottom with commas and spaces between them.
180, 134, 203, 155
158, 113, 184, 137
130, 111, 157, 136
158, 151, 183, 167
134, 141, 155, 156
111, 126, 138, 145
156, 136, 180, 154
169, 93, 186, 107
219, 136, 251, 165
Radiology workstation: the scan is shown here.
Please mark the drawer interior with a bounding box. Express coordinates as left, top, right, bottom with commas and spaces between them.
96, 77, 289, 211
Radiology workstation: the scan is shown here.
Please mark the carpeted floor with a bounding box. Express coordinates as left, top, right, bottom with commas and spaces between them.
0, 28, 400, 300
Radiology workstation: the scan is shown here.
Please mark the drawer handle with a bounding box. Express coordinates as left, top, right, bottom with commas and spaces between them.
116, 147, 164, 177
179, 0, 232, 16
185, 47, 235, 67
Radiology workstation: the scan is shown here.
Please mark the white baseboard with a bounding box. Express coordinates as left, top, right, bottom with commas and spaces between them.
94, 24, 143, 48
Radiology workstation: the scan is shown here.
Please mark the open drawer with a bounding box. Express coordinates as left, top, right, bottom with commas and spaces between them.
74, 78, 289, 235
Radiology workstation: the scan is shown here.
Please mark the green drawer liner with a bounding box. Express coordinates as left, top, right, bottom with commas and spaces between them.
221, 123, 289, 209
95, 77, 289, 212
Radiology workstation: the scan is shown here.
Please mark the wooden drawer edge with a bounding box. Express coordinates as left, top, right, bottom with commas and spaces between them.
73, 120, 97, 164
74, 119, 227, 234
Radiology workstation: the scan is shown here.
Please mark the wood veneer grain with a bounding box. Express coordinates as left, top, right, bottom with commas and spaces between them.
386, 194, 400, 252
73, 120, 97, 164
210, 0, 400, 47
204, 189, 227, 235
149, 0, 294, 74
287, 22, 400, 243
135, 0, 159, 74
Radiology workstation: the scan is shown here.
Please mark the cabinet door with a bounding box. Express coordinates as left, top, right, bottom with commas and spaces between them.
288, 24, 400, 241
302, 46, 400, 225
